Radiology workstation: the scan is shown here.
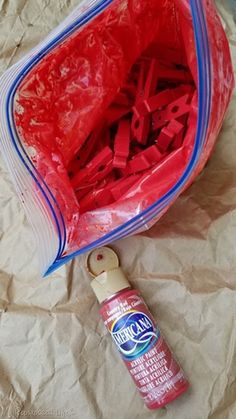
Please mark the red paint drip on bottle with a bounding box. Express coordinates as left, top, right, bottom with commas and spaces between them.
87, 247, 189, 409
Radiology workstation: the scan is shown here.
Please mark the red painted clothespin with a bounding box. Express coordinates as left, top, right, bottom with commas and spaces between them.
110, 175, 141, 200
125, 145, 163, 175
171, 115, 187, 150
68, 122, 106, 174
76, 173, 117, 200
133, 85, 193, 118
113, 119, 131, 169
152, 94, 191, 130
133, 88, 173, 118
71, 146, 113, 190
79, 186, 114, 213
75, 183, 97, 201
157, 63, 192, 83
78, 174, 123, 212
79, 174, 142, 212
132, 59, 159, 145
156, 120, 184, 152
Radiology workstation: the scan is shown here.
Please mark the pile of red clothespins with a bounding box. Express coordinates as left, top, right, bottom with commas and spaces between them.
68, 46, 195, 213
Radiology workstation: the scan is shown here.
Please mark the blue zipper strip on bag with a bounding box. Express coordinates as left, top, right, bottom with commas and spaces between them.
5, 0, 212, 275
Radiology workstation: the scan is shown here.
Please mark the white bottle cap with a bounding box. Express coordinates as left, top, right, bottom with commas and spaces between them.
86, 247, 130, 303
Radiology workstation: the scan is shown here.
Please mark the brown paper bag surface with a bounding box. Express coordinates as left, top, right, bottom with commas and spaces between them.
0, 1, 236, 418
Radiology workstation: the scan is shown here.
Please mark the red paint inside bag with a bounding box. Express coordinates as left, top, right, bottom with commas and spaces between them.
13, 0, 234, 256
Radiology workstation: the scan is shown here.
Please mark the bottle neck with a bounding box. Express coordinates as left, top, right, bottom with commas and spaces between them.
90, 267, 131, 304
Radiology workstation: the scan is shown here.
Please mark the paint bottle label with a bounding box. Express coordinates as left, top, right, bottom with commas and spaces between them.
100, 288, 188, 409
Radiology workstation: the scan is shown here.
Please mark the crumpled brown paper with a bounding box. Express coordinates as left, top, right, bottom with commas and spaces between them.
0, 1, 236, 418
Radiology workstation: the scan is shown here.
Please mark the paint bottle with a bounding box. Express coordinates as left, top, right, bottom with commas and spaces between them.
87, 247, 189, 409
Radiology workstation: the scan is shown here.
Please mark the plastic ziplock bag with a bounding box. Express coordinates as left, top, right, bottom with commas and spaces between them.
0, 0, 234, 275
